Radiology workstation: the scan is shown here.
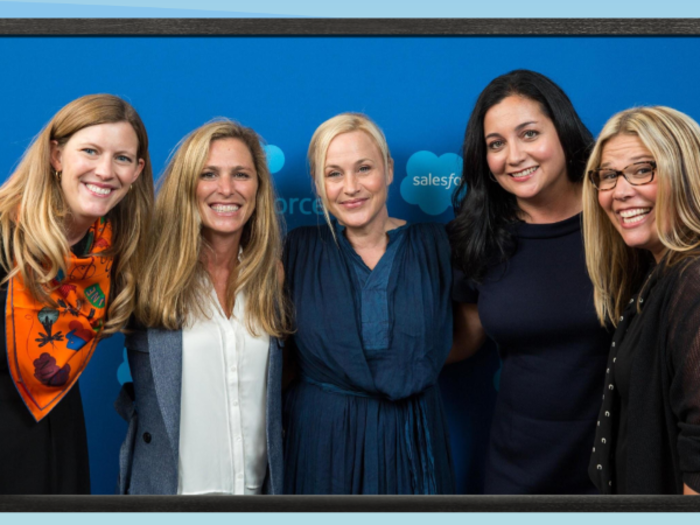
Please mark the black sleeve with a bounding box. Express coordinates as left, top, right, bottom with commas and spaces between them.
666, 260, 700, 492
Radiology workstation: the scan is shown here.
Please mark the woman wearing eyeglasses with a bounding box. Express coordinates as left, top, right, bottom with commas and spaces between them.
584, 106, 700, 495
449, 70, 612, 494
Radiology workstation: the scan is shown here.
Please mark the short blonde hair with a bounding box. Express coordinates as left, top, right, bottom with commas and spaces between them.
135, 118, 291, 338
308, 112, 391, 231
0, 94, 154, 337
583, 106, 700, 326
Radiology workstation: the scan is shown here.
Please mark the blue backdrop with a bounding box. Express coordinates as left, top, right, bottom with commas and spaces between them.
2, 35, 700, 494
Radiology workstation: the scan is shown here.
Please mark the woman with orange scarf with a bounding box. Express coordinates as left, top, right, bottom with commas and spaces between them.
0, 94, 153, 494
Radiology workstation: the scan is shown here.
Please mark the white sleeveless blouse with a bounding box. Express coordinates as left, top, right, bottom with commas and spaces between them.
177, 286, 270, 495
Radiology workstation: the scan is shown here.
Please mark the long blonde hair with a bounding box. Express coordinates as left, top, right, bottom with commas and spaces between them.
135, 119, 291, 338
583, 106, 700, 326
308, 112, 392, 235
0, 94, 154, 337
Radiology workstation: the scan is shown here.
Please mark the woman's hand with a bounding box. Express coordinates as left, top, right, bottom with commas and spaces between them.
684, 483, 699, 495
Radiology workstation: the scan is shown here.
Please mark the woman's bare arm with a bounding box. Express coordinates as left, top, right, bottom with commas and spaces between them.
446, 302, 486, 364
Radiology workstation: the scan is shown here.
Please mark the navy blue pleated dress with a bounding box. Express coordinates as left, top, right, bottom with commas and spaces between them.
283, 222, 455, 494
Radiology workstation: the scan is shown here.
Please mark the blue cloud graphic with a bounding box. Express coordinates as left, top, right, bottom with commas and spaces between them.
117, 347, 132, 385
400, 151, 463, 215
264, 144, 285, 174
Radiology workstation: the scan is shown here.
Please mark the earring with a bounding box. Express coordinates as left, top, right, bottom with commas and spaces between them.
488, 171, 498, 183
54, 169, 62, 183
129, 184, 133, 192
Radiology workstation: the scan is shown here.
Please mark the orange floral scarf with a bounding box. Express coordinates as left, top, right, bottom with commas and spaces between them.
6, 218, 113, 421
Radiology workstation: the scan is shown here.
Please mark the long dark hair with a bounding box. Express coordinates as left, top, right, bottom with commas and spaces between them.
449, 69, 593, 282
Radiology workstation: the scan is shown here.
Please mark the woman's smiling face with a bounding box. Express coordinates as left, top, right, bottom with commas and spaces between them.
321, 130, 392, 232
50, 121, 144, 228
597, 133, 664, 261
484, 95, 568, 207
196, 138, 259, 244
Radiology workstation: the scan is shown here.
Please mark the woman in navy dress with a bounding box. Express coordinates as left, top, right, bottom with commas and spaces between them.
283, 113, 455, 494
448, 70, 611, 494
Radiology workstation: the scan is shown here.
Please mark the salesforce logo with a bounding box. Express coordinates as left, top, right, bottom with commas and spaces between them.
264, 144, 323, 216
276, 197, 323, 215
400, 151, 463, 216
263, 144, 285, 174
117, 348, 132, 385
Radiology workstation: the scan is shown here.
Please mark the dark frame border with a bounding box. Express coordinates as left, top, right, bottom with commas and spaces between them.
1, 494, 700, 512
1, 17, 700, 512
1, 18, 700, 35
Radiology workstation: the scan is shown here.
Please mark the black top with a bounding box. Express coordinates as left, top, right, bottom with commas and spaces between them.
453, 214, 611, 494
0, 236, 92, 494
590, 256, 700, 494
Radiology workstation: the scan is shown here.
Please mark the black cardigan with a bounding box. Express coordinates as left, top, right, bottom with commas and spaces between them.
590, 256, 700, 494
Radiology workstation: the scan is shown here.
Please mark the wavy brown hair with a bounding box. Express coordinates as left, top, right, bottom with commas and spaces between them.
135, 119, 291, 338
0, 94, 154, 337
583, 106, 700, 326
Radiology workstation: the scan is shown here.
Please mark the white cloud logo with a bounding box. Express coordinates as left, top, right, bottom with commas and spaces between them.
400, 151, 463, 215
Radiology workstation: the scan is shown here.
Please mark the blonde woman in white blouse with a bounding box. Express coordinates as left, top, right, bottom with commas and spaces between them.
116, 119, 291, 495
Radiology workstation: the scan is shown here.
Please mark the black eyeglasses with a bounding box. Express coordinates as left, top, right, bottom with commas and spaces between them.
588, 161, 657, 191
